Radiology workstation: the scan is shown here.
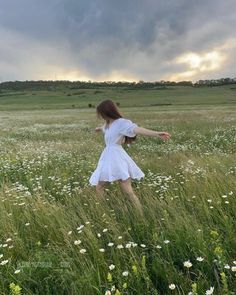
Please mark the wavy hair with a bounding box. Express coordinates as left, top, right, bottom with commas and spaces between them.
96, 100, 136, 144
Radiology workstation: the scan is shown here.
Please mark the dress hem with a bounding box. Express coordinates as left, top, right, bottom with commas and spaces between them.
89, 174, 145, 186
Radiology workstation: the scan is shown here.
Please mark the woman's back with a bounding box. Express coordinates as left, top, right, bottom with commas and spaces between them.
102, 118, 138, 146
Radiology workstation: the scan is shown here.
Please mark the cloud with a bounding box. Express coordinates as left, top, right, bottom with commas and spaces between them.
0, 0, 236, 82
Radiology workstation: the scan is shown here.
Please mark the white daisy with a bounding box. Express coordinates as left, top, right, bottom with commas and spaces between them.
169, 284, 176, 290
109, 264, 115, 270
122, 271, 129, 277
183, 260, 192, 268
74, 240, 81, 245
0, 260, 9, 265
14, 269, 21, 274
206, 286, 214, 295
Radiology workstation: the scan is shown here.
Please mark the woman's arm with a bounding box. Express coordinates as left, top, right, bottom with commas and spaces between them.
133, 127, 171, 140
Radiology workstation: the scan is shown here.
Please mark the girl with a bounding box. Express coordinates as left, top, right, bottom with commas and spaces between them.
89, 100, 171, 210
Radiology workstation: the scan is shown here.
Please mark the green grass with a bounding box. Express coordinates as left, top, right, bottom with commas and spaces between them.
0, 88, 236, 294
0, 85, 236, 110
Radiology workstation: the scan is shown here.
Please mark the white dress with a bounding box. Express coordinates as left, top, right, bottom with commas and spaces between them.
89, 118, 145, 186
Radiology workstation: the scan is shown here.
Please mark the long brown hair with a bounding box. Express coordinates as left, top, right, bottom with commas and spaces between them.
96, 100, 136, 144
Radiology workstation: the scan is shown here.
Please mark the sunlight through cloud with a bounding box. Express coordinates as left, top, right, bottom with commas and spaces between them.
168, 50, 227, 81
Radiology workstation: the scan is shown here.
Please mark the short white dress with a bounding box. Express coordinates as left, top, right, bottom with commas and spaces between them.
89, 118, 145, 186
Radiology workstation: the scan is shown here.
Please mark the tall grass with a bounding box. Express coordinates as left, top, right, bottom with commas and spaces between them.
0, 106, 235, 294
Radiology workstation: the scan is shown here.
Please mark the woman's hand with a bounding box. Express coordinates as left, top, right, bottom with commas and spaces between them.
95, 127, 102, 132
158, 132, 171, 140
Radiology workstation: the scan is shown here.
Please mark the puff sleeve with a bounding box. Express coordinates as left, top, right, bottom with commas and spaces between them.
119, 118, 138, 137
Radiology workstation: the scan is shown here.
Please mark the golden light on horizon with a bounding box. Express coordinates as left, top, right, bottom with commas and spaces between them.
40, 38, 236, 83
42, 67, 138, 82
98, 70, 138, 82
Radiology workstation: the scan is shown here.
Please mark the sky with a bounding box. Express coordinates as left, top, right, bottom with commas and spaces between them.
0, 0, 236, 82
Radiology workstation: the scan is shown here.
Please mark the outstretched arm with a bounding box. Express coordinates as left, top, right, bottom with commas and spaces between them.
133, 127, 171, 140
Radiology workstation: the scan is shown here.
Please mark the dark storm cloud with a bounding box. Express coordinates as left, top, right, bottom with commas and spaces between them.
0, 0, 236, 81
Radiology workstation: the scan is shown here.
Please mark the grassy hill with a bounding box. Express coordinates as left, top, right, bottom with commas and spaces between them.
0, 85, 236, 111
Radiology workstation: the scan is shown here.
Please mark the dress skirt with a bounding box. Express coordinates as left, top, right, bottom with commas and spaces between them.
89, 144, 145, 186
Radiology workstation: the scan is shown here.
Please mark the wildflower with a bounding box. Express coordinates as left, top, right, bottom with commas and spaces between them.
169, 284, 176, 290
109, 264, 115, 270
105, 290, 111, 295
25, 222, 30, 226
231, 266, 236, 272
125, 243, 132, 248
156, 245, 162, 249
107, 272, 112, 282
108, 242, 114, 247
214, 246, 223, 255
118, 236, 122, 239
196, 257, 204, 261
67, 231, 72, 235
224, 264, 230, 269
9, 283, 22, 295
123, 282, 127, 289
0, 254, 3, 258
77, 225, 84, 231
210, 230, 219, 238
36, 241, 41, 246
206, 286, 214, 294
122, 271, 129, 277
103, 228, 108, 233
164, 240, 170, 244
0, 260, 9, 265
74, 240, 81, 245
14, 269, 21, 274
191, 282, 198, 294
117, 244, 124, 249
99, 248, 105, 253
132, 265, 138, 274
79, 249, 86, 254
184, 260, 192, 268
97, 233, 101, 238
140, 244, 146, 248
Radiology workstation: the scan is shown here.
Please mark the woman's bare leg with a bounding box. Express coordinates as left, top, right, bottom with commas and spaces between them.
119, 178, 143, 213
96, 181, 108, 197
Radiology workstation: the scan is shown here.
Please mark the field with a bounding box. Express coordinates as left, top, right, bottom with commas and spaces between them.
0, 85, 236, 294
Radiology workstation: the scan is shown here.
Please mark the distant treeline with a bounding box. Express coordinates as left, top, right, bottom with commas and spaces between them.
0, 77, 236, 91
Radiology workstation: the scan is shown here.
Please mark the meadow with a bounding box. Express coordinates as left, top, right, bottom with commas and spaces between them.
0, 85, 235, 294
